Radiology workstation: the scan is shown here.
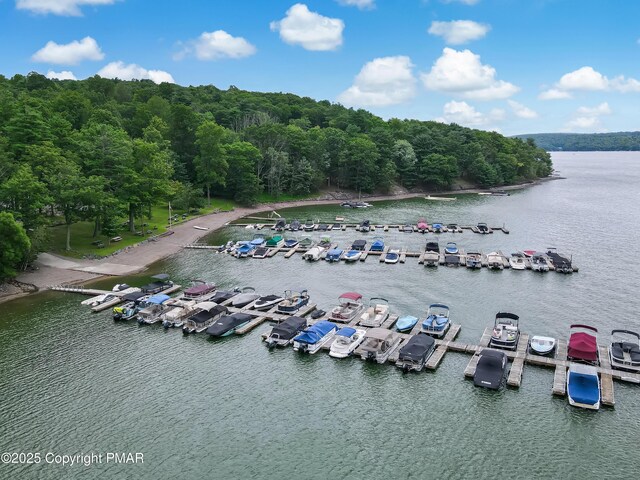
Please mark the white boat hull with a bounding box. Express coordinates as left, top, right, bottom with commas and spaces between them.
293, 331, 336, 354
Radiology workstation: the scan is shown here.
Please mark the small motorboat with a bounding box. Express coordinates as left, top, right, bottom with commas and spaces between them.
351, 239, 366, 251
250, 234, 266, 247
344, 250, 362, 262
293, 320, 338, 354
402, 224, 414, 233
420, 304, 450, 338
283, 238, 299, 249
384, 249, 400, 264
137, 294, 173, 324
417, 219, 428, 233
355, 328, 401, 363
317, 224, 329, 231
235, 242, 256, 258
328, 292, 365, 323
423, 242, 440, 267
206, 313, 253, 337
274, 219, 286, 231
396, 334, 436, 372
252, 247, 269, 259
231, 287, 260, 308
486, 251, 504, 270
341, 201, 355, 208
444, 242, 458, 255
473, 350, 508, 390
490, 312, 520, 350
509, 253, 526, 270
522, 250, 536, 258
299, 237, 313, 249
82, 292, 117, 308
179, 280, 217, 302
476, 223, 492, 234
354, 201, 371, 208
140, 273, 173, 294
302, 245, 326, 261
303, 219, 315, 232
112, 292, 148, 321
466, 252, 482, 269
326, 248, 343, 262
370, 237, 384, 252
265, 316, 307, 349
609, 329, 640, 372
310, 309, 325, 319
265, 235, 284, 248
318, 236, 332, 248
396, 315, 418, 333
182, 303, 229, 334
529, 335, 556, 356
331, 223, 342, 230
358, 298, 390, 327
329, 327, 367, 358
358, 219, 371, 232
253, 294, 284, 311
567, 363, 600, 410
447, 223, 460, 233
546, 248, 574, 273
531, 253, 550, 272
208, 289, 240, 305
276, 288, 310, 315
567, 324, 599, 365
289, 219, 301, 231
432, 223, 445, 233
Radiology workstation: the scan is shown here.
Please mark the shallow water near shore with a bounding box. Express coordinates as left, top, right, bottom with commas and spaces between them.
1, 152, 640, 479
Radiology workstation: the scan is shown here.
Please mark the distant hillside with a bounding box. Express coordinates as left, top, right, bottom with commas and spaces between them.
514, 132, 640, 151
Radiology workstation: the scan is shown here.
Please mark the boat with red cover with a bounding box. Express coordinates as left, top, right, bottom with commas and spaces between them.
567, 324, 599, 365
417, 219, 428, 233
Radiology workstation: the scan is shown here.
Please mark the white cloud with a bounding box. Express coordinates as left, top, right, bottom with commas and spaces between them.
563, 102, 612, 132
508, 100, 538, 119
336, 0, 375, 9
31, 36, 104, 65
541, 66, 640, 99
16, 0, 117, 16
428, 20, 490, 45
175, 30, 256, 61
421, 47, 518, 101
97, 61, 175, 84
435, 100, 504, 128
538, 88, 572, 100
442, 0, 480, 4
337, 56, 416, 107
564, 116, 601, 131
576, 102, 611, 116
46, 70, 77, 80
270, 3, 344, 51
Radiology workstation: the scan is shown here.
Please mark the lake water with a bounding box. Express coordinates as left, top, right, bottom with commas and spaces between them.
1, 152, 639, 479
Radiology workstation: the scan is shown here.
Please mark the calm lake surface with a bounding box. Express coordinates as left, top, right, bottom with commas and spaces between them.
1, 152, 639, 479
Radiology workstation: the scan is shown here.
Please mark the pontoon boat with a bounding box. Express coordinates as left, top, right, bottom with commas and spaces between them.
358, 298, 390, 327
396, 334, 436, 372
421, 304, 451, 338
265, 316, 307, 348
277, 289, 310, 314
355, 328, 401, 363
328, 292, 365, 323
474, 350, 508, 389
489, 312, 520, 350
293, 320, 338, 354
206, 313, 253, 337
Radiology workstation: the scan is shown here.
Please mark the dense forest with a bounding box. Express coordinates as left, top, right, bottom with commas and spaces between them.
514, 132, 640, 151
0, 72, 552, 281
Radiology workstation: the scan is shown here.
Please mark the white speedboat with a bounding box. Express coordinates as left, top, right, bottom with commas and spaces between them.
384, 249, 400, 264
358, 298, 390, 327
329, 327, 367, 358
509, 253, 526, 270
253, 294, 284, 311
531, 253, 550, 272
355, 328, 402, 363
486, 252, 504, 270
302, 246, 326, 261
528, 335, 556, 356
344, 250, 362, 262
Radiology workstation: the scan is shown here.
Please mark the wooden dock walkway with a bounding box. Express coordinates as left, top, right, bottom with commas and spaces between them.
552, 340, 568, 396
507, 334, 529, 387
598, 345, 615, 407
425, 324, 462, 370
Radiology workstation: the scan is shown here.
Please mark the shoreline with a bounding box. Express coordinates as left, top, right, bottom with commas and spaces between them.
1, 177, 560, 305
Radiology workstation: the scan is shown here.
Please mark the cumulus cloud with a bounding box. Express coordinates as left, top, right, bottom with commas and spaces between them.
508, 100, 538, 119
337, 56, 416, 107
175, 30, 256, 61
270, 3, 344, 51
97, 61, 174, 84
46, 70, 77, 80
563, 102, 612, 132
336, 0, 374, 9
31, 36, 104, 65
16, 0, 117, 16
442, 0, 480, 4
576, 102, 612, 116
421, 47, 518, 101
435, 100, 504, 128
428, 20, 490, 45
541, 66, 640, 99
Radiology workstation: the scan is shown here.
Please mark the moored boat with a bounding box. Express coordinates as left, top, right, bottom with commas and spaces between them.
112, 292, 148, 321
182, 302, 229, 334
528, 335, 557, 356
432, 223, 445, 233
329, 327, 367, 358
283, 238, 299, 249
141, 273, 173, 294
396, 315, 418, 333
509, 253, 526, 270
276, 288, 310, 315
265, 235, 284, 248
358, 298, 390, 327
137, 294, 173, 324
547, 248, 574, 273
351, 239, 366, 251
326, 248, 343, 262
370, 237, 384, 252
302, 245, 326, 261
489, 312, 520, 350
231, 287, 260, 308
274, 219, 286, 231
396, 334, 436, 372
384, 249, 400, 264
420, 304, 450, 338
252, 247, 269, 259
444, 242, 458, 255
567, 363, 600, 410
303, 219, 315, 232
531, 253, 550, 272
289, 219, 301, 231
423, 241, 440, 267
358, 219, 371, 232
476, 223, 492, 234
344, 250, 362, 262
179, 280, 217, 302
253, 294, 284, 311
417, 219, 428, 233
473, 350, 508, 390
567, 324, 599, 365
609, 329, 640, 372
466, 252, 482, 269
265, 316, 307, 349
355, 328, 401, 363
206, 313, 253, 337
328, 292, 365, 323
486, 251, 504, 270
293, 320, 338, 354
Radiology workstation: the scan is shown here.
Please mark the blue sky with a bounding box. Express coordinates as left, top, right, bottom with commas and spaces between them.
2, 0, 640, 135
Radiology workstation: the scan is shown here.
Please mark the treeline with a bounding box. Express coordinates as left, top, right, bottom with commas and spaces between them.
0, 72, 552, 279
514, 132, 640, 151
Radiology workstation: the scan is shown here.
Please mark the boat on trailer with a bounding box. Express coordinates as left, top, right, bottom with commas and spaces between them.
276, 288, 310, 315
609, 329, 640, 372
329, 327, 367, 358
355, 328, 402, 363
420, 303, 450, 338
264, 316, 307, 349
293, 320, 338, 354
528, 335, 556, 356
396, 334, 436, 372
206, 313, 253, 337
328, 292, 365, 323
489, 312, 520, 350
358, 298, 390, 327
567, 363, 600, 410
474, 350, 508, 390
567, 324, 599, 365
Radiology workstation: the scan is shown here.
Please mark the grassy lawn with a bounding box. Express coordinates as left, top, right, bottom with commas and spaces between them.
48, 199, 236, 258
256, 192, 319, 203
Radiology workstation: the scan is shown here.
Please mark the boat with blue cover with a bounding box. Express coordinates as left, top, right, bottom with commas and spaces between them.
370, 237, 385, 252
329, 327, 367, 358
420, 304, 450, 337
293, 320, 338, 354
432, 223, 444, 233
444, 242, 458, 255
284, 238, 299, 248
344, 250, 362, 262
137, 293, 173, 324
236, 242, 256, 257
396, 315, 418, 333
567, 363, 600, 410
326, 248, 343, 262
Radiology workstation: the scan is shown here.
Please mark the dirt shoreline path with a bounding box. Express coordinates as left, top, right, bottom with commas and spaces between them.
1, 179, 557, 305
